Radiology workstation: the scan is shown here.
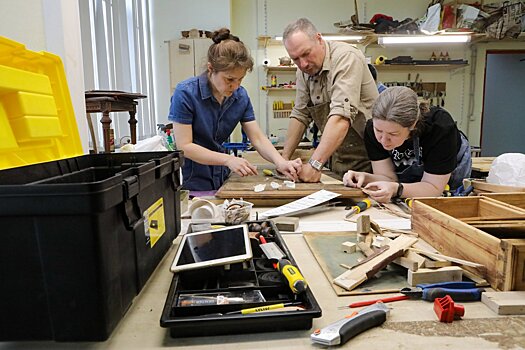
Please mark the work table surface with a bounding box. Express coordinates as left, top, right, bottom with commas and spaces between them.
4, 207, 524, 349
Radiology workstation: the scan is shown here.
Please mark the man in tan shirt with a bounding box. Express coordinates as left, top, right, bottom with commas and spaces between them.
281, 18, 378, 182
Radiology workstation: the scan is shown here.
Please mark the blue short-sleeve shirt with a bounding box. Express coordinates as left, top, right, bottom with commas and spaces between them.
168, 73, 256, 191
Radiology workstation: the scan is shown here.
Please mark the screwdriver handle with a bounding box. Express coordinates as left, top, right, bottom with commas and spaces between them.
277, 259, 308, 294
422, 287, 484, 302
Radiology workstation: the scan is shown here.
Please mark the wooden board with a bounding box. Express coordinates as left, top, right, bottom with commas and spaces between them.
482, 292, 525, 315
472, 179, 525, 194
303, 231, 410, 296
216, 172, 364, 203
481, 193, 525, 210
471, 157, 496, 173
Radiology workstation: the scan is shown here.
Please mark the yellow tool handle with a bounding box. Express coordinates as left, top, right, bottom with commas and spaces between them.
240, 303, 286, 315
278, 259, 308, 294
263, 169, 273, 176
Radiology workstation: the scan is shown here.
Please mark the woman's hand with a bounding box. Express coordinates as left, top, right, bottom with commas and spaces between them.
225, 155, 258, 177
275, 158, 302, 181
362, 181, 398, 203
343, 170, 367, 188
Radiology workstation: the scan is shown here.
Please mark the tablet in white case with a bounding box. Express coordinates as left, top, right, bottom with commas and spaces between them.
170, 224, 252, 273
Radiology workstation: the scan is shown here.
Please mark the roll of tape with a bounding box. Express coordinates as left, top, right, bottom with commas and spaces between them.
262, 58, 271, 67
375, 55, 387, 65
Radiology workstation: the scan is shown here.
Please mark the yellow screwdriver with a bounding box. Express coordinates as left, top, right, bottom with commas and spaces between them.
277, 259, 308, 294
344, 199, 372, 219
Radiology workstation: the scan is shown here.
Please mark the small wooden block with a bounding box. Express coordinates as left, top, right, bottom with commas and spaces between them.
407, 266, 463, 286
357, 215, 371, 234
272, 216, 299, 231
394, 256, 419, 272
357, 242, 374, 257
372, 236, 386, 248
482, 292, 525, 315
341, 241, 357, 254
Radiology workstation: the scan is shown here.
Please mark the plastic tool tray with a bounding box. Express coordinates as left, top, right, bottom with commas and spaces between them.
160, 220, 322, 337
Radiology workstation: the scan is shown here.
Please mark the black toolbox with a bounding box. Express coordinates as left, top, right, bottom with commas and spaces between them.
0, 151, 182, 341
160, 220, 322, 337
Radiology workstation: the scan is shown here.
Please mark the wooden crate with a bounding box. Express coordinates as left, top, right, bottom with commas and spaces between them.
412, 197, 525, 291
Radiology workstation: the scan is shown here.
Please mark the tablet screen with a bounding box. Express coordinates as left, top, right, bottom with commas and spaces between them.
170, 224, 252, 273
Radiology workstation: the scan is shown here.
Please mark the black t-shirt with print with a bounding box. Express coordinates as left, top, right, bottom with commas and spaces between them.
364, 107, 460, 176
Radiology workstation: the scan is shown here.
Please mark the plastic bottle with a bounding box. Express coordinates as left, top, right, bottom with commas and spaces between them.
166, 129, 175, 151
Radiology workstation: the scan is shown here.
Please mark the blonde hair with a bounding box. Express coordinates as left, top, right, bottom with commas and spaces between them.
207, 28, 253, 73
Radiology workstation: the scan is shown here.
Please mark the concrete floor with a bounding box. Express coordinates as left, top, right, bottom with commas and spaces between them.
2, 207, 524, 349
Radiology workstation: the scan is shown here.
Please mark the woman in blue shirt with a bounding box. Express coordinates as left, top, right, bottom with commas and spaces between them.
169, 28, 302, 191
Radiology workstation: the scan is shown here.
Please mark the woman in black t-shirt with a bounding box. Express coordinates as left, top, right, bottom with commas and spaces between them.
343, 86, 471, 203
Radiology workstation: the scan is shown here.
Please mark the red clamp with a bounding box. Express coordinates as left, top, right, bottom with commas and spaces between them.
434, 295, 465, 323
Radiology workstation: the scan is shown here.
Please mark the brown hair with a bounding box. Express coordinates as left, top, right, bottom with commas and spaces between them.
372, 86, 422, 130
207, 28, 253, 73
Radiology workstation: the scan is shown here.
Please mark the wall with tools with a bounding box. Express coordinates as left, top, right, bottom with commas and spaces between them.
227, 0, 523, 149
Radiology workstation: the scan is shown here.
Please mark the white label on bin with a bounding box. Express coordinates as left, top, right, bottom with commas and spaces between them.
143, 198, 166, 248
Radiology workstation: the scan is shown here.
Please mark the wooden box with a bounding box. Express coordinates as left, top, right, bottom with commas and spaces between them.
412, 197, 525, 291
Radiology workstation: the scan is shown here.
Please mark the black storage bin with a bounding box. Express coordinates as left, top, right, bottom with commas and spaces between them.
160, 220, 322, 337
0, 151, 182, 341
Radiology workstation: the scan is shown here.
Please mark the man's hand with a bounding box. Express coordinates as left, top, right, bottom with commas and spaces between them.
362, 181, 398, 203
343, 170, 367, 188
225, 155, 258, 177
275, 158, 302, 181
298, 163, 322, 183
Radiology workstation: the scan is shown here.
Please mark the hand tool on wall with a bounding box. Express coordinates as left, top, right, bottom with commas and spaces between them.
345, 198, 372, 219
311, 303, 389, 346
400, 281, 484, 302
277, 258, 308, 294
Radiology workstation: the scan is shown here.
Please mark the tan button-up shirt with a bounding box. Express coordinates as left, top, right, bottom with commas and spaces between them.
290, 40, 378, 138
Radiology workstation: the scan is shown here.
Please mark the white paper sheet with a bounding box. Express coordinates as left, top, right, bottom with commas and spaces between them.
259, 190, 341, 218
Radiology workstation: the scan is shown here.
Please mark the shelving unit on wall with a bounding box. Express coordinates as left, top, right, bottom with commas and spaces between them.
374, 63, 469, 71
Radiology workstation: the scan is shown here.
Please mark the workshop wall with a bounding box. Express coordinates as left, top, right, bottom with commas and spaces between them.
151, 0, 231, 126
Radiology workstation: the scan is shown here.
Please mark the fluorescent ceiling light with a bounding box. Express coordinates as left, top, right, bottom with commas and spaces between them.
274, 35, 364, 41
379, 35, 470, 45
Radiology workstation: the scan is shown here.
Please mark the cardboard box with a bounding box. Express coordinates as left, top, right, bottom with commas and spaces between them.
412, 197, 525, 291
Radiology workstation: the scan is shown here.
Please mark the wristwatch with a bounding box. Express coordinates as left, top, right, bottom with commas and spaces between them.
308, 158, 324, 171
393, 182, 404, 200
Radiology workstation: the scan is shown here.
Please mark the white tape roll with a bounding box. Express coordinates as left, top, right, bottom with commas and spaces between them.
262, 59, 271, 67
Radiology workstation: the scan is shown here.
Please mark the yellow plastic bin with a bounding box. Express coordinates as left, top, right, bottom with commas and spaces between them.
0, 36, 83, 169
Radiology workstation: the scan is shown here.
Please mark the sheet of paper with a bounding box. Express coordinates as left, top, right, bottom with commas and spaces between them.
298, 220, 357, 232
259, 190, 341, 218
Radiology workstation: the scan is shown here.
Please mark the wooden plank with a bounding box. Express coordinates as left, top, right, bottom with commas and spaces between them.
501, 240, 525, 291
462, 269, 490, 287
481, 292, 525, 315
481, 192, 525, 210
334, 235, 418, 291
472, 179, 525, 194
215, 171, 364, 201
393, 256, 418, 271
405, 250, 427, 268
408, 266, 463, 286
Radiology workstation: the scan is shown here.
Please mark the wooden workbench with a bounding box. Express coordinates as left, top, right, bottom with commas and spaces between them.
5, 207, 524, 349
